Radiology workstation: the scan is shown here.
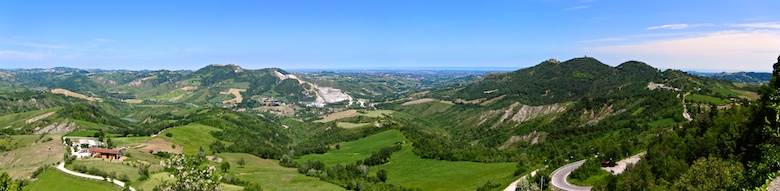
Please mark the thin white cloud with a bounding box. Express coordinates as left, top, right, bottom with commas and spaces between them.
586, 30, 780, 71
0, 50, 51, 60
646, 24, 690, 30
729, 22, 780, 29
565, 5, 589, 11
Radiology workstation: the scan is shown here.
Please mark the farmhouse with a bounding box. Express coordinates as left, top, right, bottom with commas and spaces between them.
88, 148, 121, 160
75, 138, 100, 148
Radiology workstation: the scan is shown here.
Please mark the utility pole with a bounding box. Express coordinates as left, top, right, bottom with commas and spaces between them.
540, 176, 543, 190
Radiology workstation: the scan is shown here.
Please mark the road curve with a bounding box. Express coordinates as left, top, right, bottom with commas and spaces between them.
57, 162, 136, 191
550, 160, 592, 191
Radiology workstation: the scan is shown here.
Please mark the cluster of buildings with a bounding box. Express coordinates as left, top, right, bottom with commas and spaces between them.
68, 138, 122, 160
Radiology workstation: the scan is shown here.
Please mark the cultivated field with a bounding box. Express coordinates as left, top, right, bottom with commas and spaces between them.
122, 99, 144, 104
315, 110, 359, 122
50, 88, 103, 102
401, 98, 437, 106
336, 122, 371, 129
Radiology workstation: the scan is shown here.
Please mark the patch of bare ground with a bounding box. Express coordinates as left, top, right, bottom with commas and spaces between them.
50, 88, 103, 102
180, 86, 198, 91
26, 112, 56, 124
456, 98, 485, 104
136, 138, 183, 154
401, 98, 437, 106
35, 121, 77, 135
580, 104, 626, 127
122, 99, 144, 104
220, 88, 247, 104
498, 131, 546, 150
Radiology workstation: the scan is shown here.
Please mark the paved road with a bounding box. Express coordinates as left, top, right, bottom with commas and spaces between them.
57, 162, 136, 191
550, 160, 592, 191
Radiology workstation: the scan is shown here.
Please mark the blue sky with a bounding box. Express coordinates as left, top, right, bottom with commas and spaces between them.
1, 0, 779, 72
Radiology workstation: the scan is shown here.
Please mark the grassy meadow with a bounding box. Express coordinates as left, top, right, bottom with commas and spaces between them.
296, 130, 405, 167
25, 168, 120, 191
158, 123, 221, 155
219, 153, 345, 191
371, 145, 517, 191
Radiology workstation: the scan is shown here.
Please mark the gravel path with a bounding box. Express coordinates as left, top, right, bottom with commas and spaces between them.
769, 177, 780, 191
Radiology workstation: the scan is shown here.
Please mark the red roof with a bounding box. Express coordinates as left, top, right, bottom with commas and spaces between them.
88, 148, 120, 155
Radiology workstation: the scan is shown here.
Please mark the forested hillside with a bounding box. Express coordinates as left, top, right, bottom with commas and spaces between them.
585, 56, 780, 190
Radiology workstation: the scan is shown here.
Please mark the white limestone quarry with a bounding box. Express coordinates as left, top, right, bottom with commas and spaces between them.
273, 70, 353, 107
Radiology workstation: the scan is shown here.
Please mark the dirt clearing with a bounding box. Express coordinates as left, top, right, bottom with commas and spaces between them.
136, 138, 183, 154
220, 88, 247, 104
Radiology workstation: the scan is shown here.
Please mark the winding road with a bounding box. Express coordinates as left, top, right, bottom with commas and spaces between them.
57, 162, 136, 191
550, 160, 592, 191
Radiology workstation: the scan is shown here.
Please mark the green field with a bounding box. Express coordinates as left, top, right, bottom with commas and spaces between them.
296, 130, 405, 167
649, 118, 677, 128
132, 172, 175, 191
372, 145, 517, 191
0, 135, 40, 151
68, 160, 141, 182
159, 123, 222, 155
336, 122, 371, 129
362, 110, 394, 117
25, 168, 121, 191
0, 107, 60, 127
685, 94, 729, 105
219, 153, 345, 191
147, 89, 188, 101
711, 88, 741, 98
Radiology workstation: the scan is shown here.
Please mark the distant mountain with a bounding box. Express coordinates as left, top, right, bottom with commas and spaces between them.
708, 72, 771, 84
433, 57, 666, 105
0, 64, 357, 108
